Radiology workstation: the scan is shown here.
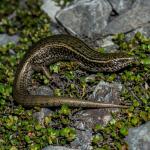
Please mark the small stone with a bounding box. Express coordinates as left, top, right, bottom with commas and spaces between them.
0, 34, 19, 45
71, 129, 93, 150
90, 81, 122, 103
33, 108, 52, 125
126, 23, 150, 39
9, 49, 16, 55
125, 121, 150, 150
28, 85, 53, 96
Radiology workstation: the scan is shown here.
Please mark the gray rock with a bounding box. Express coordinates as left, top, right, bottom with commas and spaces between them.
56, 0, 112, 38
73, 108, 114, 128
71, 130, 93, 150
41, 0, 68, 34
103, 0, 150, 35
41, 0, 61, 22
107, 0, 136, 14
50, 22, 63, 35
125, 121, 150, 150
95, 35, 118, 52
91, 81, 122, 103
28, 85, 53, 96
33, 108, 52, 125
0, 34, 19, 45
42, 146, 79, 150
127, 23, 150, 39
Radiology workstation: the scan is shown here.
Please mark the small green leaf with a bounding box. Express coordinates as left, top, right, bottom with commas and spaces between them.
92, 135, 103, 144
54, 88, 61, 96
120, 127, 128, 136
93, 124, 103, 132
141, 58, 150, 65
24, 135, 31, 143
140, 111, 148, 121
10, 146, 18, 150
50, 64, 59, 73
131, 117, 139, 126
133, 100, 140, 107
35, 123, 42, 131
59, 105, 71, 115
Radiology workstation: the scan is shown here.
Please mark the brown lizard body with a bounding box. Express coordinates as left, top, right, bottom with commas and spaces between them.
13, 34, 137, 108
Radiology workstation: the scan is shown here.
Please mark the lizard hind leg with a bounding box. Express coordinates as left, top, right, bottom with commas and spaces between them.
41, 66, 53, 80
32, 65, 52, 80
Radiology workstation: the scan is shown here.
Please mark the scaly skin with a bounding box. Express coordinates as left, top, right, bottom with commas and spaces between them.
13, 34, 137, 108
